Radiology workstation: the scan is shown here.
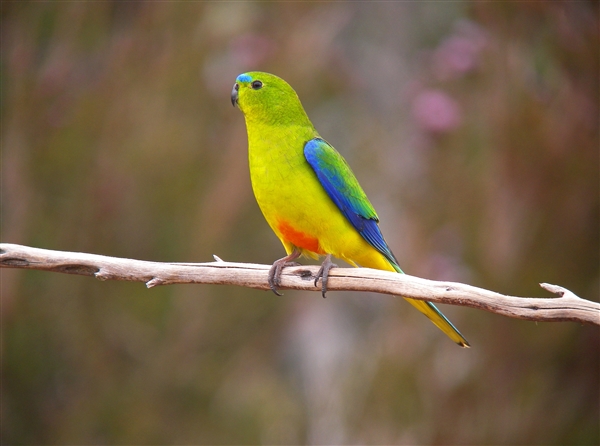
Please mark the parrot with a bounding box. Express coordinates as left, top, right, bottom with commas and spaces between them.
231, 71, 469, 347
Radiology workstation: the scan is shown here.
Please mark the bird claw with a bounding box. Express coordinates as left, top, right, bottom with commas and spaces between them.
268, 250, 301, 295
314, 254, 338, 298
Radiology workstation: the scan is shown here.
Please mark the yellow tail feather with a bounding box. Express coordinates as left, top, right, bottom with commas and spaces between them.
404, 297, 470, 348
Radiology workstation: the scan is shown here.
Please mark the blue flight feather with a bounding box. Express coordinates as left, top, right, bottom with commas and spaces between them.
304, 139, 467, 343
304, 138, 402, 271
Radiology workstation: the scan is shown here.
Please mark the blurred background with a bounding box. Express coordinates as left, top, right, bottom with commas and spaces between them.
2, 2, 598, 444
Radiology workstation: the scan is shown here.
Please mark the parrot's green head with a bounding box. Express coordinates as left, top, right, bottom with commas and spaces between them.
231, 72, 311, 127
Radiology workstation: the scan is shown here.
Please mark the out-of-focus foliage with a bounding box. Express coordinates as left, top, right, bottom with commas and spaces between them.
2, 2, 598, 444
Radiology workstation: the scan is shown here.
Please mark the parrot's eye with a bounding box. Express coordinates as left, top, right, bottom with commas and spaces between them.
251, 80, 263, 90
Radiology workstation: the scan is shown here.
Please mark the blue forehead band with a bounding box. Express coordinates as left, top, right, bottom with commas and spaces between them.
236, 73, 252, 83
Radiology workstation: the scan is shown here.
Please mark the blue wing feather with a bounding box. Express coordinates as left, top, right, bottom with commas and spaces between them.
305, 138, 470, 347
304, 138, 401, 271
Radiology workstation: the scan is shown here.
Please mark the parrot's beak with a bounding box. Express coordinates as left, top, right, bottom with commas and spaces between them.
231, 83, 239, 107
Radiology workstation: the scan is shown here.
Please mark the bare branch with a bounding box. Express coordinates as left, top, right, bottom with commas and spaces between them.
1, 243, 598, 326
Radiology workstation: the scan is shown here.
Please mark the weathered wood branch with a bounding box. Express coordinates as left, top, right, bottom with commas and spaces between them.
1, 243, 598, 326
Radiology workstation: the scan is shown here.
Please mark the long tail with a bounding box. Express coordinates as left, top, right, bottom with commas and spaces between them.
403, 297, 470, 347
391, 262, 470, 348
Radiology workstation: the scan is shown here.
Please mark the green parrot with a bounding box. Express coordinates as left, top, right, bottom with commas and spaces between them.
232, 71, 469, 347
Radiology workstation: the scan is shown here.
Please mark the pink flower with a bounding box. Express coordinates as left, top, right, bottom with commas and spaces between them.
432, 20, 488, 80
412, 89, 462, 133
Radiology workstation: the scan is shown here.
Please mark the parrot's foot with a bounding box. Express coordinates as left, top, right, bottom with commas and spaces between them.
314, 254, 338, 298
268, 249, 302, 296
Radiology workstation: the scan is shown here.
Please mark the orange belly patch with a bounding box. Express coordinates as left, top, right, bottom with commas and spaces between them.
277, 220, 324, 255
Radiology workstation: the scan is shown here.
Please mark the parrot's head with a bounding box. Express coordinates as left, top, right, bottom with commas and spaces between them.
231, 72, 310, 126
